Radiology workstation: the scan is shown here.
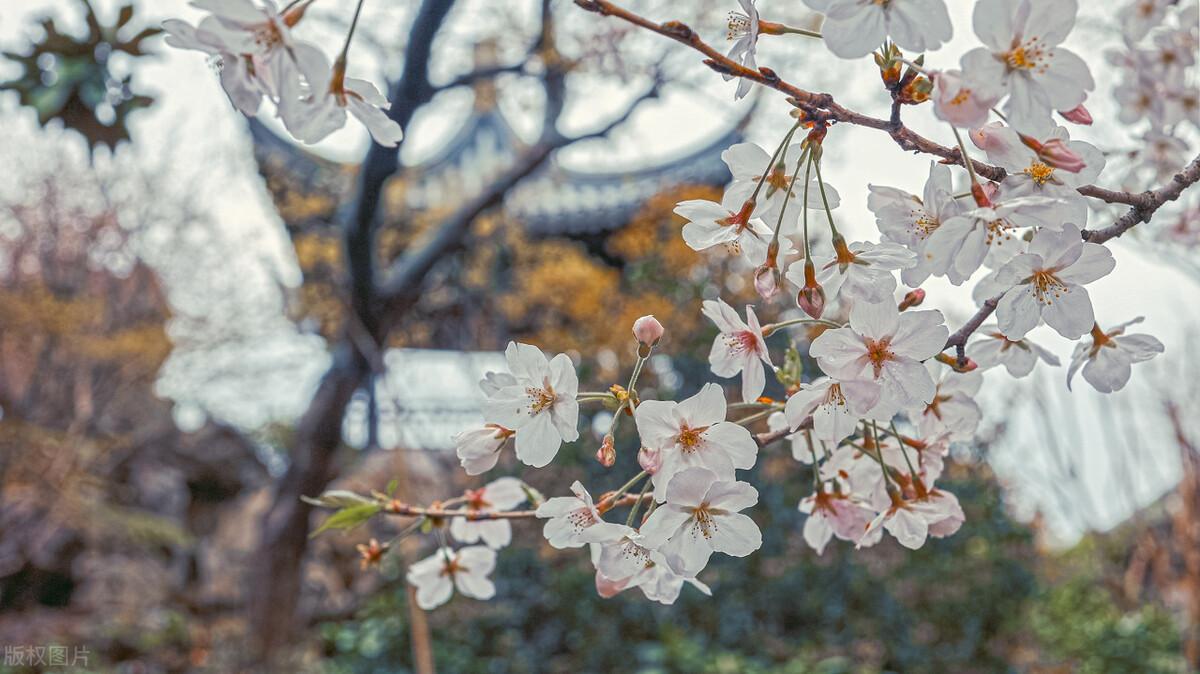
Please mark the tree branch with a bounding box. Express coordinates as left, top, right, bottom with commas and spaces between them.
573, 0, 1165, 210
1082, 153, 1200, 244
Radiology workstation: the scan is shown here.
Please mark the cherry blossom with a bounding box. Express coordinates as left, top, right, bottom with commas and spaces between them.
701, 299, 773, 403
922, 195, 1065, 284
449, 477, 527, 549
960, 0, 1094, 133
967, 326, 1061, 377
454, 424, 513, 475
930, 70, 999, 128
809, 300, 949, 410
166, 0, 326, 111
406, 546, 497, 610
280, 49, 404, 147
783, 376, 880, 446
593, 531, 712, 604
721, 142, 841, 231
724, 0, 760, 99
483, 342, 580, 468
992, 224, 1115, 340
971, 122, 1104, 226
860, 490, 964, 550
632, 315, 665, 347
912, 363, 982, 441
799, 488, 875, 554
868, 163, 963, 287
634, 383, 758, 502
1067, 318, 1165, 393
788, 238, 916, 307
536, 480, 627, 549
638, 468, 763, 577
674, 192, 772, 260
803, 0, 953, 59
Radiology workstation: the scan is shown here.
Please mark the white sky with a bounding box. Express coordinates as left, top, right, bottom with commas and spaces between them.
2, 0, 1198, 544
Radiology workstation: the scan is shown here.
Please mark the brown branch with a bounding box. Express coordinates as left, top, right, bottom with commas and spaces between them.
943, 295, 1001, 366
1082, 153, 1200, 244
573, 0, 1162, 210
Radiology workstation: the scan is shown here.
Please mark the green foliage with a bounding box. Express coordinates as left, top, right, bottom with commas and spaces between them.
1, 0, 159, 151
1030, 576, 1186, 674
312, 504, 383, 538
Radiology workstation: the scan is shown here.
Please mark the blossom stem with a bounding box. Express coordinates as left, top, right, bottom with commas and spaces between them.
772, 25, 822, 39
896, 57, 929, 75
727, 401, 777, 411
606, 350, 650, 436
881, 420, 919, 479
949, 124, 981, 191
802, 148, 814, 260
805, 430, 820, 489
810, 156, 840, 240
602, 470, 649, 509
769, 145, 811, 249
625, 477, 654, 526
735, 407, 777, 427
335, 0, 368, 68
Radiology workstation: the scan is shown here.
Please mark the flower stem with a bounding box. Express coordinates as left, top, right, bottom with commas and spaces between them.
950, 124, 981, 189
749, 120, 804, 204
335, 0, 368, 67
761, 317, 842, 335
626, 477, 654, 526
604, 470, 649, 508
810, 156, 840, 240
769, 145, 811, 249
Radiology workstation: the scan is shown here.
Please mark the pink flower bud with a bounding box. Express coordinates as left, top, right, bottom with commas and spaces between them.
596, 435, 616, 467
1036, 139, 1086, 173
795, 259, 826, 319
637, 446, 662, 474
753, 264, 781, 300
899, 288, 926, 310
1058, 104, 1093, 125
632, 315, 664, 347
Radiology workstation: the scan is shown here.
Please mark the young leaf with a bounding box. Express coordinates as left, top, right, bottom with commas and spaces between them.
310, 503, 381, 538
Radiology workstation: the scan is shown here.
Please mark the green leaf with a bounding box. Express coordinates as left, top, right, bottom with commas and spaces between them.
310, 503, 381, 538
386, 479, 399, 497
301, 489, 374, 509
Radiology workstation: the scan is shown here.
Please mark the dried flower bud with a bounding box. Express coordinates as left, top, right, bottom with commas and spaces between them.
899, 288, 926, 310
638, 446, 663, 474
1058, 103, 1093, 125
632, 315, 664, 347
596, 434, 616, 467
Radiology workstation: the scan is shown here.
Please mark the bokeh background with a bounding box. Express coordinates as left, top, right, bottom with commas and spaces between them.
1, 0, 1198, 672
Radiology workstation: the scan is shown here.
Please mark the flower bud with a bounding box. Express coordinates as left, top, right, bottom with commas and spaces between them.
632, 315, 664, 347
899, 288, 926, 310
753, 264, 781, 300
596, 434, 616, 467
637, 446, 662, 474
1058, 104, 1093, 125
795, 259, 826, 319
1035, 139, 1086, 173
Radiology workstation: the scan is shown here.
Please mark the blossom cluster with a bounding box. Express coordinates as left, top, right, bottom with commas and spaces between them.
164, 0, 403, 146
220, 0, 1199, 613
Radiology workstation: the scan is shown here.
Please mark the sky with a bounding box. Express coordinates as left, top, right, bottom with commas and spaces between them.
2, 0, 1198, 545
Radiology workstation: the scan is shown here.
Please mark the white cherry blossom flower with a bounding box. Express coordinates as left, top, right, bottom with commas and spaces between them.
406, 546, 496, 610
449, 477, 527, 549
912, 363, 982, 441
701, 299, 774, 403
535, 480, 626, 549
860, 490, 964, 550
638, 468, 763, 577
799, 488, 876, 554
809, 300, 949, 410
960, 0, 1094, 132
922, 195, 1064, 284
992, 224, 1115, 340
788, 238, 917, 307
674, 192, 773, 260
971, 122, 1104, 227
593, 531, 712, 604
725, 0, 760, 99
930, 70, 1000, 128
454, 424, 514, 475
967, 325, 1061, 377
1119, 0, 1170, 42
280, 50, 404, 147
868, 163, 963, 287
803, 0, 953, 59
721, 142, 841, 233
169, 0, 326, 106
1067, 318, 1165, 392
635, 383, 758, 502
767, 411, 810, 463
783, 376, 881, 446
162, 18, 267, 115
483, 342, 580, 468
